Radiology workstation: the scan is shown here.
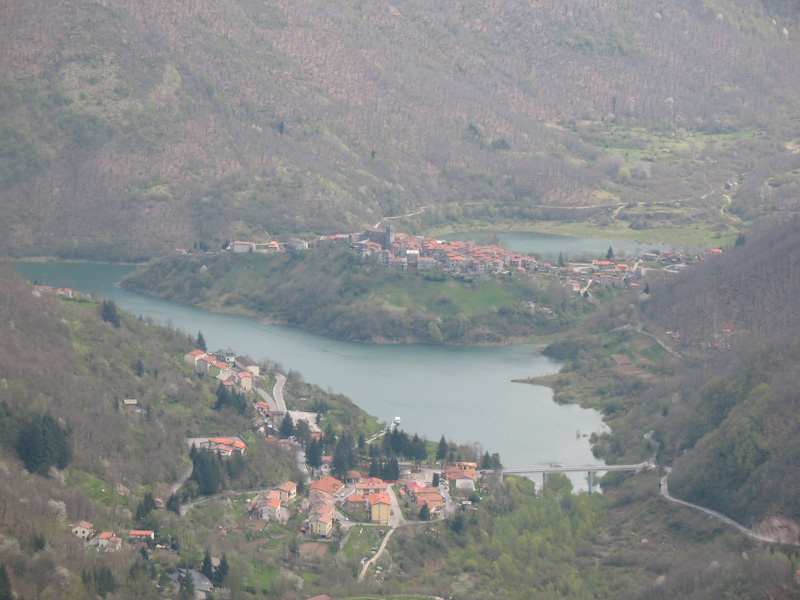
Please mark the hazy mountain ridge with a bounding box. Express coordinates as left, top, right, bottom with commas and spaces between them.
1, 0, 800, 258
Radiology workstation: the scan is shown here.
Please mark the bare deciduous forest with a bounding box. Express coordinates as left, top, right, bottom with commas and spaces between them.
1, 0, 800, 258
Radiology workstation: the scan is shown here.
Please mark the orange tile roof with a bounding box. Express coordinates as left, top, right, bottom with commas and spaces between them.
369, 493, 391, 506
310, 476, 343, 494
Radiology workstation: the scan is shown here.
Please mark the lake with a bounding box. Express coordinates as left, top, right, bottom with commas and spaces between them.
15, 260, 607, 489
444, 231, 671, 260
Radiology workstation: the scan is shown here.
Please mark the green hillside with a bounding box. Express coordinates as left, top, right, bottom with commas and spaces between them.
0, 264, 370, 598
2, 0, 800, 259
121, 248, 594, 344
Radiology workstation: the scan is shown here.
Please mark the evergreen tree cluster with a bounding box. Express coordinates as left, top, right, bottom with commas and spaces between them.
5, 408, 73, 475
100, 299, 120, 327
135, 491, 157, 527
368, 455, 400, 480
190, 447, 224, 496
332, 434, 357, 479
377, 428, 428, 466
305, 437, 323, 469
200, 549, 229, 586
196, 330, 207, 352
82, 565, 117, 598
481, 451, 503, 470
188, 446, 246, 497
166, 493, 181, 514
214, 383, 249, 416
279, 414, 295, 438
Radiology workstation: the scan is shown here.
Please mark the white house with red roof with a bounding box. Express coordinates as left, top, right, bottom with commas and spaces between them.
250, 490, 283, 521
230, 241, 255, 253
445, 469, 477, 490
70, 520, 94, 540
129, 529, 155, 541
93, 531, 122, 552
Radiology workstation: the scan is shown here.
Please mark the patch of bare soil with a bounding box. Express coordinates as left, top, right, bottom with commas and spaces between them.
299, 542, 328, 558
612, 354, 640, 375
754, 515, 800, 544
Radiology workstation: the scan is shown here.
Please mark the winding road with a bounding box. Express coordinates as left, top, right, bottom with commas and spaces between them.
272, 373, 287, 413
660, 469, 798, 546
255, 373, 287, 413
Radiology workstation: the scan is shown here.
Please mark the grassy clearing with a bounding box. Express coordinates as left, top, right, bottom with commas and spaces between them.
68, 470, 118, 508
584, 123, 766, 162
342, 525, 390, 559
369, 275, 521, 317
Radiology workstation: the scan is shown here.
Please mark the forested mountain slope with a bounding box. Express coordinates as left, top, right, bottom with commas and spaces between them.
536, 218, 800, 541
662, 331, 800, 538
2, 0, 800, 259
645, 217, 800, 352
0, 265, 299, 598
639, 219, 800, 536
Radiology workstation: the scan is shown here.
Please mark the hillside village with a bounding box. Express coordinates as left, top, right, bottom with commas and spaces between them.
57, 338, 493, 599
181, 226, 722, 302
179, 349, 485, 542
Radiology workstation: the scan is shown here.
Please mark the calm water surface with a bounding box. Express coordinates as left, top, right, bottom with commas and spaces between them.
444, 231, 671, 260
16, 261, 607, 488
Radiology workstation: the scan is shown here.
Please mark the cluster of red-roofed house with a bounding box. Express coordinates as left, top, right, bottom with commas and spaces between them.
194, 436, 248, 456
305, 476, 345, 537
341, 477, 392, 525
183, 348, 260, 393
404, 480, 444, 515
248, 481, 298, 522
33, 285, 85, 299
69, 520, 153, 552
315, 226, 538, 276
212, 227, 538, 277
444, 461, 479, 490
